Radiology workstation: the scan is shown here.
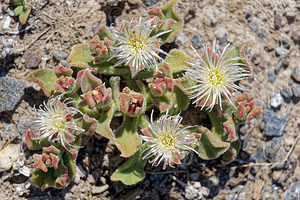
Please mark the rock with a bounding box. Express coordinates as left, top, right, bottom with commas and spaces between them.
0, 77, 25, 112
280, 86, 293, 102
14, 182, 31, 196
270, 92, 283, 109
275, 58, 289, 74
291, 30, 300, 44
292, 83, 300, 98
17, 119, 38, 135
274, 14, 282, 29
91, 184, 109, 195
264, 110, 289, 137
215, 27, 228, 39
176, 31, 185, 44
282, 39, 290, 50
24, 51, 42, 68
284, 181, 300, 200
18, 166, 31, 177
257, 28, 267, 43
144, 0, 157, 6
291, 68, 300, 82
249, 20, 258, 31
254, 147, 265, 163
53, 50, 68, 62
185, 182, 209, 200
245, 11, 252, 21
284, 7, 296, 20
0, 143, 21, 172
251, 53, 261, 65
190, 172, 199, 180
2, 16, 11, 30
275, 46, 288, 56
191, 34, 202, 49
267, 70, 276, 83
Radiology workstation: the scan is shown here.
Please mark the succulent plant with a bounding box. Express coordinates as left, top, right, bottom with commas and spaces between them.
13, 0, 31, 25
25, 0, 262, 188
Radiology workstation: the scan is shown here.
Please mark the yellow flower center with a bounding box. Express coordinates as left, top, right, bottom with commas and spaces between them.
159, 132, 175, 150
49, 113, 66, 131
129, 35, 145, 53
206, 67, 226, 88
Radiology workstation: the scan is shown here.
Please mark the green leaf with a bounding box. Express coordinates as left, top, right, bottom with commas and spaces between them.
111, 149, 146, 185
19, 7, 31, 25
195, 126, 230, 160
26, 68, 57, 97
160, 0, 183, 43
95, 26, 114, 41
221, 141, 241, 164
168, 86, 189, 115
69, 44, 94, 66
95, 105, 115, 139
115, 116, 142, 157
165, 49, 189, 73
14, 6, 23, 16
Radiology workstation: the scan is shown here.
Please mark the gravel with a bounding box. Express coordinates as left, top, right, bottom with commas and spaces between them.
280, 86, 293, 102
267, 70, 276, 83
191, 34, 202, 49
291, 68, 300, 82
0, 77, 25, 112
270, 92, 283, 109
284, 181, 300, 200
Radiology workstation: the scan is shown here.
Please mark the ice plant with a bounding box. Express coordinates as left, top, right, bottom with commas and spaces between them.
33, 95, 84, 150
109, 18, 170, 77
24, 0, 262, 188
141, 111, 198, 169
185, 41, 250, 110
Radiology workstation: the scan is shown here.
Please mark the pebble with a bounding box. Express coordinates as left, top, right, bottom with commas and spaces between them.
24, 51, 42, 68
270, 92, 283, 109
275, 46, 288, 56
249, 20, 258, 31
251, 53, 261, 65
176, 31, 185, 44
53, 50, 68, 62
0, 143, 21, 172
274, 14, 282, 29
280, 86, 293, 102
144, 0, 157, 6
91, 184, 109, 195
284, 7, 296, 20
257, 28, 267, 43
190, 172, 199, 181
291, 68, 300, 82
275, 58, 288, 74
264, 110, 289, 137
267, 70, 276, 83
191, 34, 202, 49
2, 16, 11, 30
0, 77, 25, 112
292, 83, 300, 98
291, 30, 300, 44
214, 27, 228, 40
284, 181, 300, 200
282, 39, 290, 50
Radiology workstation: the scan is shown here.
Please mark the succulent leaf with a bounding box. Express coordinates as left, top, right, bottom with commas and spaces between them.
111, 149, 146, 185
26, 68, 57, 97
69, 44, 94, 68
19, 7, 31, 25
165, 49, 189, 73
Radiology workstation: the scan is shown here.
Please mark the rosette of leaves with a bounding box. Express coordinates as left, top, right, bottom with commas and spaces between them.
13, 0, 31, 25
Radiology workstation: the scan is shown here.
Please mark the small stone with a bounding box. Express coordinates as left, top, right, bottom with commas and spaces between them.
282, 39, 290, 49
214, 27, 228, 41
284, 7, 296, 20
270, 92, 283, 109
275, 58, 289, 74
280, 86, 293, 102
60, 60, 68, 66
53, 50, 68, 62
91, 184, 109, 195
24, 51, 41, 68
267, 70, 276, 83
191, 34, 202, 49
292, 83, 300, 98
291, 31, 300, 44
19, 166, 31, 177
144, 0, 157, 6
0, 77, 25, 112
274, 14, 282, 29
249, 20, 258, 31
275, 46, 288, 56
190, 172, 199, 180
245, 11, 252, 20
284, 181, 300, 200
291, 68, 300, 82
176, 31, 185, 43
264, 110, 289, 137
0, 144, 21, 171
255, 147, 265, 163
251, 53, 260, 65
257, 28, 267, 43
2, 16, 11, 30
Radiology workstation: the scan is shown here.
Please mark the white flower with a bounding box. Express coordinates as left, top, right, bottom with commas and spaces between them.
33, 95, 84, 150
185, 41, 250, 110
141, 111, 198, 169
109, 18, 170, 77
